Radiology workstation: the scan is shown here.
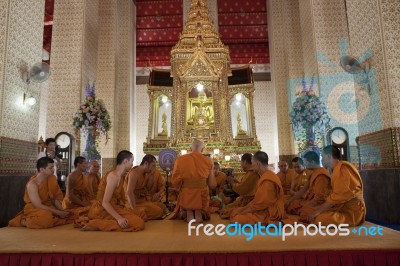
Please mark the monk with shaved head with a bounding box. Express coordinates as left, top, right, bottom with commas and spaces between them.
171, 139, 216, 222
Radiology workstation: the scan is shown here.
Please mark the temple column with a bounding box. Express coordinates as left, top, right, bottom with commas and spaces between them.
0, 0, 44, 175
46, 0, 99, 139
96, 0, 134, 168
268, 0, 303, 160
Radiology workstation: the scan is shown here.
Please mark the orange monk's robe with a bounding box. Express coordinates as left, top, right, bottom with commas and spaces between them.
87, 173, 101, 197
146, 169, 165, 201
214, 171, 227, 195
9, 175, 73, 229
82, 169, 145, 232
62, 172, 93, 209
231, 170, 289, 225
287, 168, 331, 215
220, 169, 259, 219
291, 169, 313, 194
209, 171, 227, 213
124, 169, 166, 220
277, 169, 296, 195
171, 151, 213, 220
145, 169, 168, 214
314, 161, 366, 226
161, 181, 179, 202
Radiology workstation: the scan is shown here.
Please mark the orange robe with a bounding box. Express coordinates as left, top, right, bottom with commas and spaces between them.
87, 173, 101, 197
220, 169, 259, 219
171, 151, 213, 220
9, 175, 72, 229
287, 168, 331, 215
214, 171, 227, 195
277, 169, 296, 195
82, 170, 145, 231
231, 170, 288, 225
62, 172, 93, 209
315, 161, 366, 226
291, 169, 313, 194
124, 169, 166, 220
145, 169, 165, 201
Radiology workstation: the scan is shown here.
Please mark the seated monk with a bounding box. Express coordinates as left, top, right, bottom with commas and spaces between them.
145, 167, 165, 203
80, 150, 145, 232
286, 150, 331, 218
304, 145, 366, 226
125, 155, 166, 220
213, 162, 227, 196
9, 157, 72, 229
62, 156, 92, 209
161, 171, 179, 203
231, 151, 289, 225
86, 160, 101, 197
290, 157, 313, 195
171, 139, 216, 223
220, 153, 259, 219
209, 162, 227, 213
276, 160, 297, 196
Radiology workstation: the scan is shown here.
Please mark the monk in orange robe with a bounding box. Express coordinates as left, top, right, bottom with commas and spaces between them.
125, 155, 166, 220
209, 162, 227, 212
145, 168, 165, 202
80, 150, 145, 232
9, 157, 72, 229
171, 139, 216, 222
231, 151, 289, 225
290, 157, 313, 195
304, 145, 366, 226
286, 151, 331, 217
62, 156, 92, 209
86, 160, 101, 197
276, 160, 297, 195
220, 153, 259, 219
213, 162, 227, 195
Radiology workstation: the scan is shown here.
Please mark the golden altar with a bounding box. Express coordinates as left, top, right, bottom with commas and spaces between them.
143, 0, 260, 169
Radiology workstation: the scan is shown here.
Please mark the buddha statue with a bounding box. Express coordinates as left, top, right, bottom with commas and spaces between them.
237, 113, 247, 136
187, 90, 214, 130
158, 112, 168, 136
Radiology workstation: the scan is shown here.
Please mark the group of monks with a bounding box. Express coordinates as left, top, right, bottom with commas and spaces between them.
9, 139, 366, 232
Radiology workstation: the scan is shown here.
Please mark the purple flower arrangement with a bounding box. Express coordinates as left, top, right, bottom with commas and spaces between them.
73, 83, 111, 142
290, 75, 330, 141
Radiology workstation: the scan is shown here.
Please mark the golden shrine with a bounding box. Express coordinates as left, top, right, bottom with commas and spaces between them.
143, 0, 261, 168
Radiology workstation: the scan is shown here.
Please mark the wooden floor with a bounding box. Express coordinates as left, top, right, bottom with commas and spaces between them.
1, 215, 400, 254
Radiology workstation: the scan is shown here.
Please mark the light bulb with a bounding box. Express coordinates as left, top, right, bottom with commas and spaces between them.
235, 93, 242, 101
213, 148, 220, 155
161, 95, 168, 103
196, 83, 204, 92
26, 96, 36, 106
181, 149, 187, 155
225, 155, 231, 161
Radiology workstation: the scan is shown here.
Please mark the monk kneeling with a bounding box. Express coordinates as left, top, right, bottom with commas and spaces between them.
171, 139, 216, 223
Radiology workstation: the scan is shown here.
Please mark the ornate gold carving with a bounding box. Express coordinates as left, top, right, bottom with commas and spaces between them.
144, 0, 261, 170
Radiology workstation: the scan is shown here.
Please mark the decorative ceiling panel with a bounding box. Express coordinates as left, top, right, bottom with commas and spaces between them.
217, 0, 269, 65
136, 0, 183, 67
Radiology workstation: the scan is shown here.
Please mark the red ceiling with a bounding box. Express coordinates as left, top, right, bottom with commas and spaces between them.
43, 0, 54, 64
136, 0, 183, 67
42, 0, 269, 67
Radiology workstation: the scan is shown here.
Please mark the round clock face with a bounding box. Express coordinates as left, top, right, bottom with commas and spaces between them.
56, 133, 71, 149
331, 129, 347, 144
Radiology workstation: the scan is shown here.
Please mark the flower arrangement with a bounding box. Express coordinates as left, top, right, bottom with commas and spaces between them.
290, 75, 330, 142
73, 83, 111, 143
